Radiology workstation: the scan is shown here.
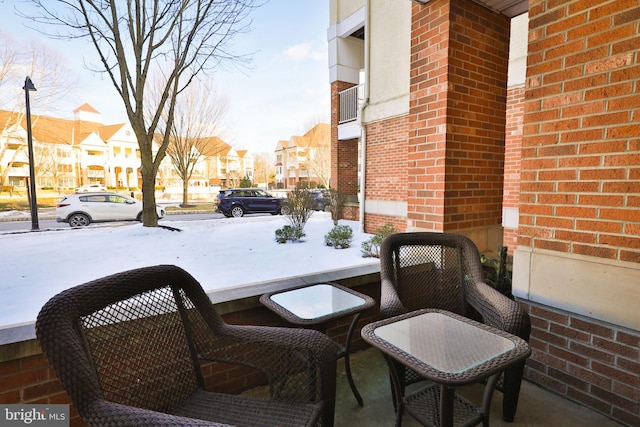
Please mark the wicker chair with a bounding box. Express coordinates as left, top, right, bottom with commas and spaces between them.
36, 265, 337, 427
379, 232, 531, 422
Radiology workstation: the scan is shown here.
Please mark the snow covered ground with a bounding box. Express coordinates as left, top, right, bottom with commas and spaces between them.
0, 212, 377, 328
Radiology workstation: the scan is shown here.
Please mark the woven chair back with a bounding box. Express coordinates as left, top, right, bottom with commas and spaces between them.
390, 243, 467, 315
80, 285, 202, 412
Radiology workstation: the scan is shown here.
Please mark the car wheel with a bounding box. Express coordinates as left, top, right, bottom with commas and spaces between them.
280, 204, 291, 215
230, 206, 244, 217
68, 213, 90, 227
136, 212, 143, 222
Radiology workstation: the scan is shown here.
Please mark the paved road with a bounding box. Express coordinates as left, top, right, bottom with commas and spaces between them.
0, 212, 225, 233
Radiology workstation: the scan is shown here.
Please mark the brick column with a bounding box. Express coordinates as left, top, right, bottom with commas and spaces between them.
519, 0, 640, 263
408, 0, 510, 237
330, 81, 360, 207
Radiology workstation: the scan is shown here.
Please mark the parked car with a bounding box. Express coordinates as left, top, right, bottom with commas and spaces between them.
310, 189, 330, 211
75, 183, 107, 193
56, 192, 166, 227
215, 188, 289, 217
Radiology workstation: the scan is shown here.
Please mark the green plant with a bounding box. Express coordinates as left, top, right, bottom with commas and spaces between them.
275, 225, 305, 243
239, 175, 253, 188
481, 246, 513, 298
361, 222, 398, 258
324, 225, 353, 249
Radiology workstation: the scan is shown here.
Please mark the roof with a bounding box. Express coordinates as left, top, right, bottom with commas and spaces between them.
0, 107, 237, 160
73, 103, 101, 114
99, 124, 127, 141
0, 108, 123, 146
197, 136, 232, 157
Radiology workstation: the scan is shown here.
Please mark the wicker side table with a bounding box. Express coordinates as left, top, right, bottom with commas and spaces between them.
260, 282, 375, 406
361, 309, 531, 427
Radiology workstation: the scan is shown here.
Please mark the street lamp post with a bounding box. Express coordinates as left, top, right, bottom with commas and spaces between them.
24, 76, 38, 231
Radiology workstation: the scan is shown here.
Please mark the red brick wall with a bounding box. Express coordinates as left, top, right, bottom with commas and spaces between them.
409, 0, 509, 232
519, 0, 640, 262
521, 300, 640, 426
363, 116, 409, 234
503, 85, 525, 252
407, 0, 450, 231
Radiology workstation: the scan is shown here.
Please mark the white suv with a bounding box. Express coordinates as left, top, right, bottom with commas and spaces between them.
56, 192, 166, 227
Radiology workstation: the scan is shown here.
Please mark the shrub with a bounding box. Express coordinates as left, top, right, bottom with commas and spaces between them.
275, 225, 305, 243
282, 188, 315, 232
324, 225, 353, 249
239, 175, 253, 188
481, 246, 513, 298
361, 222, 398, 258
323, 188, 347, 224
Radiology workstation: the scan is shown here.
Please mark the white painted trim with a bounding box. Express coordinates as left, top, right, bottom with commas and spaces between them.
514, 246, 640, 331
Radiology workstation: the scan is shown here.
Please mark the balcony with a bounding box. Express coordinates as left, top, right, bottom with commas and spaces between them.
0, 264, 628, 427
338, 84, 364, 141
339, 85, 361, 124
0, 206, 636, 426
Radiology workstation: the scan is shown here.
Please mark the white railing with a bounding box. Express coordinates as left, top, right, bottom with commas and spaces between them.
338, 85, 362, 124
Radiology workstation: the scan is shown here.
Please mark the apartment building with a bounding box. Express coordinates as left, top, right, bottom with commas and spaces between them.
329, 1, 639, 425
0, 104, 252, 192
274, 123, 331, 189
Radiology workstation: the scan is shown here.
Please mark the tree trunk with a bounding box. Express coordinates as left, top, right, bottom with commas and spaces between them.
182, 180, 189, 207
141, 171, 158, 227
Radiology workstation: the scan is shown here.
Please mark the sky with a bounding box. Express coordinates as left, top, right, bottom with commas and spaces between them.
0, 0, 330, 154
0, 212, 377, 328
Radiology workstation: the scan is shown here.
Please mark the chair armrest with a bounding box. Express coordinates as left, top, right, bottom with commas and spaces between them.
465, 280, 531, 341
380, 277, 407, 319
201, 323, 337, 363
87, 399, 230, 427
195, 324, 337, 426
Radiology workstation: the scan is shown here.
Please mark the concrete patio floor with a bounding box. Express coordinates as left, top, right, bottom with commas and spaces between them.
334, 347, 623, 427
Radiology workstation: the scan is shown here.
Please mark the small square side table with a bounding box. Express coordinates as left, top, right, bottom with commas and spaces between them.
361, 309, 531, 427
260, 282, 375, 406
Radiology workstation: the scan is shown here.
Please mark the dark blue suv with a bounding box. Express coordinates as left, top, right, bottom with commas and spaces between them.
215, 188, 289, 217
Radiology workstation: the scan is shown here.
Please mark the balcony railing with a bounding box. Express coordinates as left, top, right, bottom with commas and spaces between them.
339, 85, 363, 124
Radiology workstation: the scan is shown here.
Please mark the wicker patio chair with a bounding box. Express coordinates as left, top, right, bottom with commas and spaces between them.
379, 232, 531, 422
36, 265, 337, 427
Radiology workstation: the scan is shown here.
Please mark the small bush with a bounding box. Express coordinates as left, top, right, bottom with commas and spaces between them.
324, 188, 347, 224
361, 222, 398, 258
324, 225, 353, 249
275, 225, 305, 243
283, 188, 316, 232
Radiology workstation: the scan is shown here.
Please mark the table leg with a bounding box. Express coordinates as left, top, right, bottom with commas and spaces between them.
383, 354, 405, 427
440, 385, 455, 427
343, 312, 365, 406
481, 373, 500, 427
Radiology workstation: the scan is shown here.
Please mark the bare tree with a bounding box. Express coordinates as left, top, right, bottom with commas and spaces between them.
158, 81, 228, 207
0, 31, 77, 193
301, 120, 331, 188
252, 151, 275, 188
22, 0, 258, 226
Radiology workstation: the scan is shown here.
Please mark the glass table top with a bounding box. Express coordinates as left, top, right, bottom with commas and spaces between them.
269, 283, 367, 320
374, 312, 516, 374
